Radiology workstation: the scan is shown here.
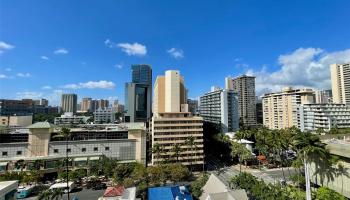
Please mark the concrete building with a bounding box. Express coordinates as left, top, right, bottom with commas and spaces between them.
331, 63, 350, 105
298, 104, 350, 132
309, 138, 350, 198
125, 64, 152, 123
200, 88, 239, 132
0, 180, 18, 200
151, 70, 204, 169
40, 99, 49, 107
315, 90, 333, 104
81, 97, 92, 112
0, 116, 32, 127
225, 75, 256, 127
94, 107, 116, 124
0, 122, 147, 174
61, 94, 78, 113
0, 99, 34, 116
256, 99, 263, 124
262, 87, 314, 129
54, 112, 90, 125
187, 99, 199, 116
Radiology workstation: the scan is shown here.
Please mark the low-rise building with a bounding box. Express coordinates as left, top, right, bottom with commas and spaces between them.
0, 116, 32, 127
94, 107, 116, 124
148, 185, 193, 200
298, 104, 350, 131
0, 180, 18, 200
54, 112, 90, 125
0, 122, 147, 174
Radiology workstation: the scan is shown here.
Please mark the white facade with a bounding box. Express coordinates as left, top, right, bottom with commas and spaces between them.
54, 112, 90, 125
94, 107, 116, 124
200, 89, 239, 132
298, 104, 350, 131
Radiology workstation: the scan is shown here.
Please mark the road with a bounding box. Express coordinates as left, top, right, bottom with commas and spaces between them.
206, 155, 298, 186
23, 188, 104, 200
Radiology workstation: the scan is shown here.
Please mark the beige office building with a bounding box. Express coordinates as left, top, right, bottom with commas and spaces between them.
81, 97, 92, 112
151, 70, 204, 169
262, 87, 314, 129
225, 75, 256, 127
331, 63, 350, 105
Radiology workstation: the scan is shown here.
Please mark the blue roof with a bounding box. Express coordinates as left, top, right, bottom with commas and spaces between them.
148, 185, 193, 200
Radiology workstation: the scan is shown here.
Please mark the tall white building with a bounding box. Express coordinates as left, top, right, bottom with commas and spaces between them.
331, 63, 350, 105
262, 87, 314, 129
225, 75, 256, 127
298, 104, 350, 131
94, 107, 116, 124
200, 88, 239, 132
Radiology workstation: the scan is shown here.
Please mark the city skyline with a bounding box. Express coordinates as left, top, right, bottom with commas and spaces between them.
1, 0, 350, 105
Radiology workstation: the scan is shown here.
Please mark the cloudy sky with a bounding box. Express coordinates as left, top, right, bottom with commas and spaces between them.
0, 0, 350, 105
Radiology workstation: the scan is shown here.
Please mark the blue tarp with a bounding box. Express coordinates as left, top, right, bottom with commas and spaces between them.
148, 185, 193, 200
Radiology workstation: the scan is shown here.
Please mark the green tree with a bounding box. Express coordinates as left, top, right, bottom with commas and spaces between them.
172, 143, 182, 163
315, 187, 345, 200
231, 141, 252, 172
167, 164, 190, 183
190, 173, 209, 200
185, 136, 197, 172
152, 143, 164, 165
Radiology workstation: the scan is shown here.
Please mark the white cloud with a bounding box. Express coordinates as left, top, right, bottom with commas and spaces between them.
0, 74, 9, 79
17, 72, 31, 77
105, 39, 147, 56
5, 68, 12, 72
167, 48, 184, 59
117, 43, 147, 56
63, 80, 116, 89
16, 91, 43, 99
54, 48, 69, 55
115, 64, 123, 69
244, 48, 350, 96
41, 56, 49, 60
0, 41, 15, 55
42, 85, 52, 90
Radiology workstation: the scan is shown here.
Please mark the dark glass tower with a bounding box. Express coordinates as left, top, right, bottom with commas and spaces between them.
125, 64, 152, 122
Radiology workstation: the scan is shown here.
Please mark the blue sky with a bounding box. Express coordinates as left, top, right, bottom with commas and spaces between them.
1, 0, 350, 105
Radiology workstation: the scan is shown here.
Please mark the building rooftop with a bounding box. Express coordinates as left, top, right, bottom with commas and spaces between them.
324, 139, 350, 158
0, 180, 18, 192
27, 122, 55, 129
148, 185, 193, 200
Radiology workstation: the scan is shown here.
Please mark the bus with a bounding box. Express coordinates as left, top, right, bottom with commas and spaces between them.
50, 181, 76, 193
17, 185, 34, 199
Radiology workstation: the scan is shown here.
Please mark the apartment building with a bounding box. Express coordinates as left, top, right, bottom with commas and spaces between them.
315, 90, 333, 104
54, 112, 90, 125
94, 107, 116, 124
61, 94, 78, 113
225, 75, 256, 127
0, 122, 147, 173
0, 115, 32, 127
151, 70, 204, 169
298, 104, 350, 131
200, 88, 239, 132
331, 63, 350, 105
262, 87, 314, 129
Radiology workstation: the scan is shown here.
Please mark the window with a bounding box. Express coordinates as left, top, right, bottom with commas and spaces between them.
94, 147, 98, 152
67, 149, 71, 153
82, 148, 86, 152
17, 151, 22, 155
2, 152, 8, 156
105, 147, 110, 151
54, 149, 59, 153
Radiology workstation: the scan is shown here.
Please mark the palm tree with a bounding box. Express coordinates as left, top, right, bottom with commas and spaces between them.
36, 190, 52, 200
152, 143, 163, 165
231, 141, 252, 173
293, 131, 328, 200
51, 188, 64, 200
185, 136, 197, 172
15, 159, 26, 171
172, 143, 182, 163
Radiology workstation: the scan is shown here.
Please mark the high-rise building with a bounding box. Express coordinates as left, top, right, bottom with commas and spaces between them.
315, 90, 333, 104
225, 75, 257, 127
125, 64, 152, 122
151, 70, 204, 170
200, 88, 239, 132
256, 98, 263, 124
97, 99, 109, 109
40, 99, 49, 107
187, 99, 199, 116
0, 99, 34, 116
61, 94, 77, 113
81, 97, 92, 112
262, 87, 314, 129
330, 63, 350, 105
298, 104, 350, 132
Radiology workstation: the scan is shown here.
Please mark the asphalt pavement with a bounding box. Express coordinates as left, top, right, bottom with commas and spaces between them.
23, 188, 104, 200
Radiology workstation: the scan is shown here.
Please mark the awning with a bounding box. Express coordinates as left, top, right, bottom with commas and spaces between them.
0, 162, 8, 166
89, 156, 100, 161
74, 157, 87, 162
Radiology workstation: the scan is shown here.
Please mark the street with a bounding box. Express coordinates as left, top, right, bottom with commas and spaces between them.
23, 188, 104, 200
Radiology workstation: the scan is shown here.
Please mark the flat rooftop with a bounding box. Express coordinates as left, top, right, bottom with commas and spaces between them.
324, 139, 350, 158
